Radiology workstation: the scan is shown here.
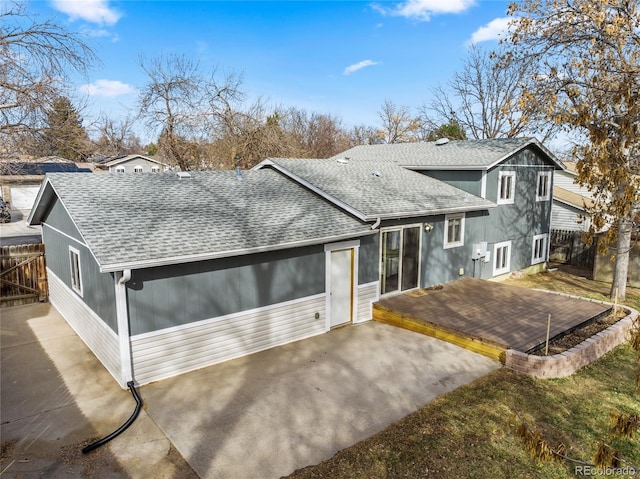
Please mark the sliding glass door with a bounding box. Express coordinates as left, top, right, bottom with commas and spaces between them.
381, 226, 421, 295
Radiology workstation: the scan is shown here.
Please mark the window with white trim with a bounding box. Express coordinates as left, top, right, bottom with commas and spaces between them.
69, 246, 83, 296
497, 171, 516, 204
444, 213, 465, 249
493, 241, 511, 276
134, 166, 143, 173
531, 233, 548, 264
115, 166, 125, 173
536, 171, 551, 201
151, 166, 160, 172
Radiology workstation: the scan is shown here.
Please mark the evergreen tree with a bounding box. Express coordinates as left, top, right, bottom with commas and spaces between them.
40, 96, 91, 161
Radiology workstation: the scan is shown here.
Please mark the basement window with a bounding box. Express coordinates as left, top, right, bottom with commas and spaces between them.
69, 246, 83, 296
531, 233, 548, 264
493, 241, 512, 276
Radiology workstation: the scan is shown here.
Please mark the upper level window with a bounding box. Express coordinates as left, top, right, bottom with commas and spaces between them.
498, 171, 516, 204
69, 246, 83, 296
115, 166, 125, 173
151, 166, 160, 173
134, 166, 144, 173
444, 213, 465, 249
536, 171, 551, 201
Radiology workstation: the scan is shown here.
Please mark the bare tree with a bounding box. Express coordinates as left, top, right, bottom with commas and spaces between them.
0, 1, 97, 155
137, 53, 245, 170
421, 44, 554, 141
501, 0, 640, 300
377, 99, 422, 144
92, 114, 143, 157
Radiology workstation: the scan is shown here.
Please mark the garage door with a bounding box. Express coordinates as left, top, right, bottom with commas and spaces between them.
10, 186, 40, 210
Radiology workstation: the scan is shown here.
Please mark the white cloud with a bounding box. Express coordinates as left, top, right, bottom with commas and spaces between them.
468, 17, 513, 44
80, 79, 135, 97
373, 0, 476, 21
344, 60, 380, 76
51, 0, 121, 25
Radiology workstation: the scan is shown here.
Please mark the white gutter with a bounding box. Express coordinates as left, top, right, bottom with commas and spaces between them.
371, 217, 381, 230
115, 269, 133, 388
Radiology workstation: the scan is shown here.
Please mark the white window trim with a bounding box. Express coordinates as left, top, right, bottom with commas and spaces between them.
151, 166, 160, 173
497, 171, 516, 205
493, 240, 512, 276
69, 246, 83, 296
536, 171, 552, 201
531, 233, 549, 264
115, 166, 125, 173
379, 224, 423, 296
134, 166, 144, 173
443, 213, 465, 249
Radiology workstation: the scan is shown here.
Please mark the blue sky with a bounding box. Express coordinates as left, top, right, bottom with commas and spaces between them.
28, 0, 513, 139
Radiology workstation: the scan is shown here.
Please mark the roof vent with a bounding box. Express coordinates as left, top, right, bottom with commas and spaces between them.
372, 170, 381, 177
235, 166, 243, 180
336, 158, 349, 164
176, 172, 192, 179
435, 138, 450, 146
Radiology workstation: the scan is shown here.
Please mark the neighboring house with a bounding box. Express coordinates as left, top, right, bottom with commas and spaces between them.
98, 154, 168, 173
551, 161, 597, 231
28, 137, 563, 388
0, 158, 91, 212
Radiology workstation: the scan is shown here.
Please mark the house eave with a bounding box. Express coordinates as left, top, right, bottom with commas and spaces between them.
363, 203, 496, 222
98, 229, 377, 273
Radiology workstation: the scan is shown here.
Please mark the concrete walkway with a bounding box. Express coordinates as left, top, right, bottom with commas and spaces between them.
1, 303, 499, 479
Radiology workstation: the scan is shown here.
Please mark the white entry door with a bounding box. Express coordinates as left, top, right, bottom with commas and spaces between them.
329, 248, 353, 328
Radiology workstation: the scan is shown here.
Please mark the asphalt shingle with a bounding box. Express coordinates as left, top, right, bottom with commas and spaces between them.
264, 157, 496, 220
41, 170, 372, 271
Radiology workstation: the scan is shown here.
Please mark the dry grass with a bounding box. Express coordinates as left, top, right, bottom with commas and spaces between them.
286, 269, 640, 479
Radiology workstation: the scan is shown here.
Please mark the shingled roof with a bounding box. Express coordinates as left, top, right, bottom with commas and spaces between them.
332, 137, 564, 170
258, 158, 496, 221
28, 170, 373, 272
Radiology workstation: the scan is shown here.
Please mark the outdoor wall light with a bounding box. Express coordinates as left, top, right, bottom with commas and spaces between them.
424, 223, 433, 232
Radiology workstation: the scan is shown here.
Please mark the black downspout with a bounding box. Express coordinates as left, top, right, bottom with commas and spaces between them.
82, 381, 142, 454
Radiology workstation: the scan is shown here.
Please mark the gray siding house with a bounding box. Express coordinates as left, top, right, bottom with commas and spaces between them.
28, 137, 563, 387
29, 171, 375, 387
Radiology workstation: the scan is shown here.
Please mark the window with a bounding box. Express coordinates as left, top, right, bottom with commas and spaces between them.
493, 241, 511, 276
536, 171, 551, 201
151, 166, 160, 173
134, 166, 144, 173
69, 246, 83, 296
497, 171, 516, 204
444, 213, 465, 249
531, 233, 548, 264
115, 166, 125, 173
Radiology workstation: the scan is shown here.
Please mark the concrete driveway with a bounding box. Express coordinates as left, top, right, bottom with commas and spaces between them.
141, 321, 499, 479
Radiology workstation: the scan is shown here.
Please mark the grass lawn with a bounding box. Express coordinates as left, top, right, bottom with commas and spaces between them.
286, 269, 640, 479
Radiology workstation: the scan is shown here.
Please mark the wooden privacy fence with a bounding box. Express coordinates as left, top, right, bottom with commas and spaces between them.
549, 229, 595, 269
0, 243, 48, 307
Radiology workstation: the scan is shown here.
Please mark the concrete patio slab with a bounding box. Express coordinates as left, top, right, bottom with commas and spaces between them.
141, 321, 499, 479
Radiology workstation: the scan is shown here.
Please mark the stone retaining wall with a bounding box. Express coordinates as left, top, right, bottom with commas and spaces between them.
504, 303, 638, 379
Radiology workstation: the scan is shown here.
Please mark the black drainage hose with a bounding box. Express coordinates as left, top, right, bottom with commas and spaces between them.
82, 381, 142, 454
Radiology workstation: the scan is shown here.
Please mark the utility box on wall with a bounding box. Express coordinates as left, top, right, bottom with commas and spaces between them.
472, 241, 488, 260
